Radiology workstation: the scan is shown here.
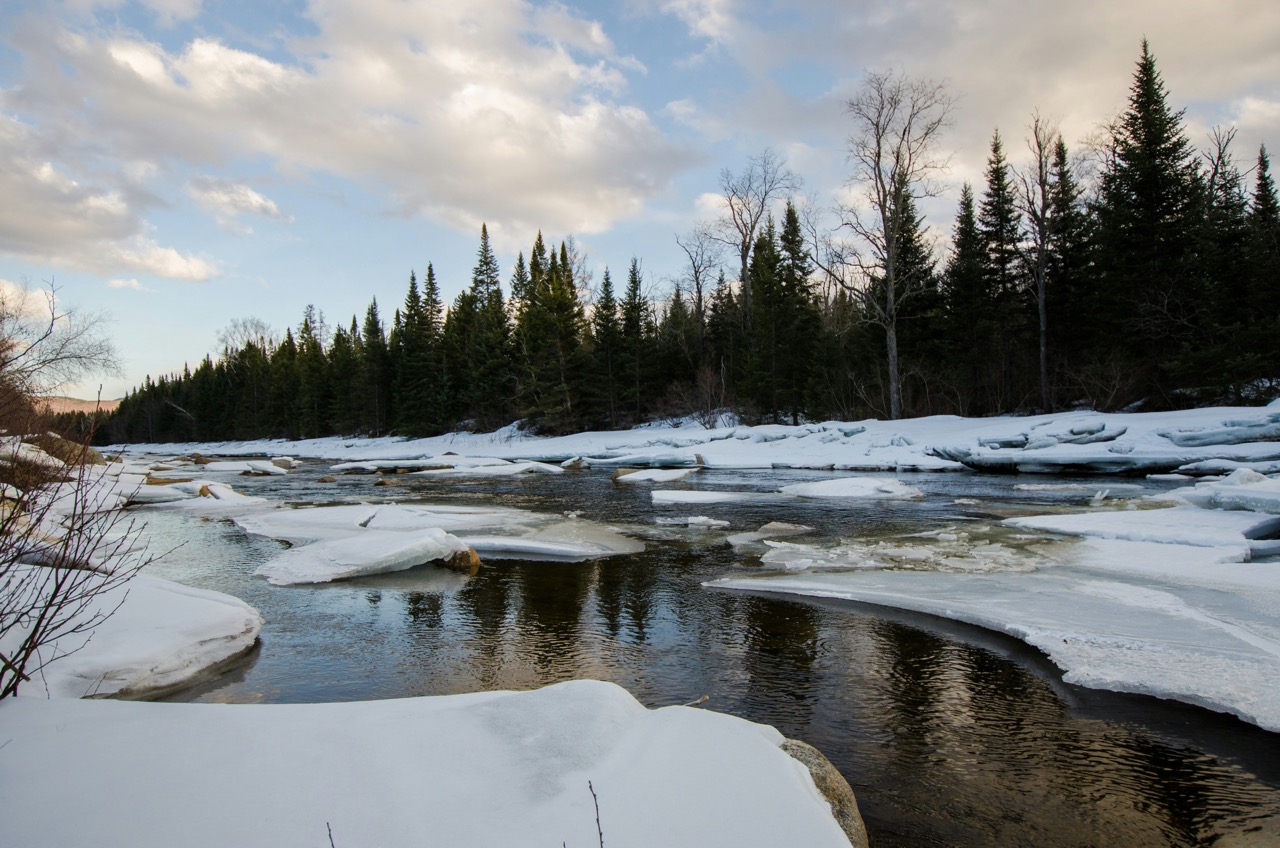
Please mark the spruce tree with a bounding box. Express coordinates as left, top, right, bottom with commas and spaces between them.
1247, 145, 1280, 323
295, 306, 330, 438
590, 268, 623, 428
620, 257, 653, 423
360, 299, 392, 436
1095, 40, 1201, 371
466, 225, 515, 429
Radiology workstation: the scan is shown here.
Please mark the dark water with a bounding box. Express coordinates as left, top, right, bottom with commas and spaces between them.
143, 462, 1280, 847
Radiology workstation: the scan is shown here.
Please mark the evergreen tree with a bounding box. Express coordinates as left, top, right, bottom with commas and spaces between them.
1046, 138, 1095, 377
978, 129, 1029, 410
327, 320, 362, 435
295, 305, 330, 437
268, 330, 299, 438
1247, 145, 1280, 323
360, 299, 392, 436
1095, 39, 1202, 372
589, 268, 623, 428
619, 257, 654, 422
466, 225, 515, 429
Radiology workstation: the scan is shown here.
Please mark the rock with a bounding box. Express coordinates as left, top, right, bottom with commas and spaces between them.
781, 738, 869, 848
612, 468, 641, 480
270, 457, 296, 470
373, 477, 401, 487
317, 475, 337, 483
190, 453, 211, 465
146, 476, 193, 485
439, 547, 481, 575
560, 456, 588, 469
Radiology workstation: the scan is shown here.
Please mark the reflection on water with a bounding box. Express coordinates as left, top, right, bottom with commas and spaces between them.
145, 463, 1280, 847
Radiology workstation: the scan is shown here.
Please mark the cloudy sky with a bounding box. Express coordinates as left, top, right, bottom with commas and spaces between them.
2, 0, 1278, 399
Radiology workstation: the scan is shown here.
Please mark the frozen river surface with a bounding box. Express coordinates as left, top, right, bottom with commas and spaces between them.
143, 463, 1280, 847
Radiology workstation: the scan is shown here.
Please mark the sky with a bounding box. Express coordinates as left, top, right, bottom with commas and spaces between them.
2, 0, 1278, 400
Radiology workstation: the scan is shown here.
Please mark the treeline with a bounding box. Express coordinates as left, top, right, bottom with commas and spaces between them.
96, 44, 1280, 444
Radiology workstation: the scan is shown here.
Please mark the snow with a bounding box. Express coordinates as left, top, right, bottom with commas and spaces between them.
3, 569, 261, 699
780, 476, 923, 500
106, 404, 1280, 478
615, 467, 698, 483
254, 527, 473, 585
652, 489, 755, 504
708, 491, 1280, 732
0, 679, 851, 848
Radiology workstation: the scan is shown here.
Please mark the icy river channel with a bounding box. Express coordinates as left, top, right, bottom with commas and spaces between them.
140, 462, 1280, 847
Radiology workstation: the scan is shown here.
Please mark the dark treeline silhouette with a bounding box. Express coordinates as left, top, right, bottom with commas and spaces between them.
94, 44, 1280, 444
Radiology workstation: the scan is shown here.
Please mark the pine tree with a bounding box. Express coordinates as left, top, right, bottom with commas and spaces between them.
1046, 138, 1094, 374
977, 129, 1029, 410
590, 268, 623, 428
466, 225, 515, 429
296, 305, 330, 437
327, 320, 362, 435
1095, 39, 1201, 369
1247, 145, 1280, 324
360, 299, 392, 436
619, 257, 653, 423
268, 330, 299, 438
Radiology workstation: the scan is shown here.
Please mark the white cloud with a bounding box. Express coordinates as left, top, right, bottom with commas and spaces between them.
0, 114, 218, 281
106, 278, 146, 290
187, 177, 291, 233
4, 1, 693, 248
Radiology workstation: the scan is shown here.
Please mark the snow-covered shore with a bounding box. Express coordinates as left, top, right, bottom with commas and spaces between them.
107, 402, 1280, 475
1, 680, 858, 848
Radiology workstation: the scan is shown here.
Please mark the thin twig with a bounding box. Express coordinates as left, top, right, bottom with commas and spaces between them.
327, 822, 335, 848
588, 781, 604, 848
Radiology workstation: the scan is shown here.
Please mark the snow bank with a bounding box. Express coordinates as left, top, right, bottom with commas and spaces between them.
1007, 504, 1280, 550
109, 404, 1280, 476
780, 476, 923, 500
3, 569, 261, 700
0, 680, 853, 848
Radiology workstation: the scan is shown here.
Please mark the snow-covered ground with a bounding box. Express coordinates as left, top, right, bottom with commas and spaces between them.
1, 680, 855, 848
106, 401, 1280, 475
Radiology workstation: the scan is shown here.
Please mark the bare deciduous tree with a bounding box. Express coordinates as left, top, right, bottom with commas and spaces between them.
714, 148, 803, 324
812, 70, 954, 420
0, 281, 148, 698
674, 223, 722, 361
217, 317, 278, 355
1018, 111, 1061, 413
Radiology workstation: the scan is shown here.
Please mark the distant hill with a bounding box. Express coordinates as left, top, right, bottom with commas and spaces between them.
39, 396, 122, 415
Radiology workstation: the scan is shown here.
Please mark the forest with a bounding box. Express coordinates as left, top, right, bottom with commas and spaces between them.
90, 44, 1280, 445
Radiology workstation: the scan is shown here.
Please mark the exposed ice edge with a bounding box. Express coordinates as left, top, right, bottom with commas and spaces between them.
235, 503, 646, 584
2, 680, 860, 848
4, 571, 262, 700
107, 401, 1280, 475
707, 477, 1280, 733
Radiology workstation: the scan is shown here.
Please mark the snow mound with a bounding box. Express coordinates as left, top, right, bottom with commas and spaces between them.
780, 476, 923, 500
4, 570, 261, 700
0, 679, 853, 848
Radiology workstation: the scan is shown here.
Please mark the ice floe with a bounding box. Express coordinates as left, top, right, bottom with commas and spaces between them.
255, 528, 473, 585
652, 490, 755, 504
780, 476, 923, 500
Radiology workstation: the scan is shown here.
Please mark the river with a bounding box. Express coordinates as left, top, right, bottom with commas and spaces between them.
140, 460, 1280, 847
